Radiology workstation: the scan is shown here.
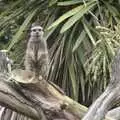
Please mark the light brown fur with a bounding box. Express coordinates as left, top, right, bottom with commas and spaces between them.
24, 25, 49, 80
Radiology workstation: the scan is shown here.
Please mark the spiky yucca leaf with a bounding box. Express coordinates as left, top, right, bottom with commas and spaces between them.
85, 25, 120, 100
8, 8, 38, 51
1, 0, 120, 106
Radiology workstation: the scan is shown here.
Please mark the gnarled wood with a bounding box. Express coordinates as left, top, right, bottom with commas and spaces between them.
0, 72, 81, 120
0, 75, 45, 120
0, 72, 117, 120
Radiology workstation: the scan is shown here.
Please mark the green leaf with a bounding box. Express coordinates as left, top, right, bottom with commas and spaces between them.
7, 8, 38, 51
0, 0, 22, 18
58, 0, 83, 6
82, 21, 96, 46
0, 8, 23, 27
44, 27, 57, 41
60, 0, 97, 33
48, 5, 85, 30
103, 55, 107, 89
105, 38, 115, 57
72, 30, 86, 52
68, 59, 78, 100
103, 1, 119, 17
49, 0, 58, 6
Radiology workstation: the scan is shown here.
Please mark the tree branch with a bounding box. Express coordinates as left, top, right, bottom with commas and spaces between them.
0, 71, 116, 120
0, 76, 44, 120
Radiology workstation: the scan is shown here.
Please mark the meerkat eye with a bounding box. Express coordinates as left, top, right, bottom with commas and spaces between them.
38, 29, 42, 31
31, 29, 36, 32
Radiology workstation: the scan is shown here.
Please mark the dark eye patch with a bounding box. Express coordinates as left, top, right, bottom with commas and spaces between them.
38, 28, 42, 31
32, 29, 36, 32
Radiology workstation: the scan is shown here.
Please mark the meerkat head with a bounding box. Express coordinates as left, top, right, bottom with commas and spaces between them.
30, 22, 44, 39
0, 50, 13, 64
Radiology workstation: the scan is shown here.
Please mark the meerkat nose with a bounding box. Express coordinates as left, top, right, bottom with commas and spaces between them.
36, 31, 39, 35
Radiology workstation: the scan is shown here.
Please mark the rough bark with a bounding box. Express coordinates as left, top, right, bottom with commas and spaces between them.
0, 72, 118, 120
0, 74, 45, 120
0, 72, 86, 120
106, 107, 120, 120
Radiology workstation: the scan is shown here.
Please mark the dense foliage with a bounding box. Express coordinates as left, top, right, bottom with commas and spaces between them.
1, 0, 120, 105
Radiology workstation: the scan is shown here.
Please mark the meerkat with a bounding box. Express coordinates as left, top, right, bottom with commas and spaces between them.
24, 23, 49, 80
0, 50, 13, 73
24, 23, 64, 94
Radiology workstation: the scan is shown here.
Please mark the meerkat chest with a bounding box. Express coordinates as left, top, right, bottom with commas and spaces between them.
27, 40, 48, 61
29, 40, 45, 51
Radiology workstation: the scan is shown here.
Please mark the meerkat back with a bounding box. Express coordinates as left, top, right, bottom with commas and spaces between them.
24, 23, 49, 80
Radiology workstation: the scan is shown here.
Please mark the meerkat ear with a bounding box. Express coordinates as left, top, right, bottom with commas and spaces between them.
31, 20, 42, 28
